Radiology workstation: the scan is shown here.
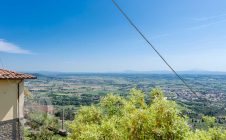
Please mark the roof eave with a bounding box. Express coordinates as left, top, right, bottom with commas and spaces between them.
0, 77, 37, 80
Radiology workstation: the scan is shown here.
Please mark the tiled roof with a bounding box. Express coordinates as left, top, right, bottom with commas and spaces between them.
0, 69, 36, 79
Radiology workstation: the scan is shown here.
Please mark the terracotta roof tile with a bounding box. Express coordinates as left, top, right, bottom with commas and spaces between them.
0, 69, 36, 79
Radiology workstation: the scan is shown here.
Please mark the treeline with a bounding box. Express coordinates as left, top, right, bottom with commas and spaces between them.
48, 94, 100, 106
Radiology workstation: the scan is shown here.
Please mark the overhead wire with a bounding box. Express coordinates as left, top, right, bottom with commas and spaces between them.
111, 0, 201, 99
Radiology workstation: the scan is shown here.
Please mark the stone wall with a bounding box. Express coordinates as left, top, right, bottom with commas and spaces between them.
0, 119, 23, 140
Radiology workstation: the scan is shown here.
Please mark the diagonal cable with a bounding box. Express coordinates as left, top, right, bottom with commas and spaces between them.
111, 0, 200, 98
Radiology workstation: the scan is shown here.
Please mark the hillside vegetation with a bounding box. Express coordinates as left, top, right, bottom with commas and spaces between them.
68, 88, 226, 140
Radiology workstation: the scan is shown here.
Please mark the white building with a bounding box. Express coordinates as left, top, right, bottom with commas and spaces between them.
0, 69, 36, 140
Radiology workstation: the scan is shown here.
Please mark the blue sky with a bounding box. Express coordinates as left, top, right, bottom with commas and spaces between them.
1, 0, 226, 72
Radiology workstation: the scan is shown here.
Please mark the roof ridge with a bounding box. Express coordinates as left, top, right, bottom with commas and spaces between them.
0, 69, 37, 79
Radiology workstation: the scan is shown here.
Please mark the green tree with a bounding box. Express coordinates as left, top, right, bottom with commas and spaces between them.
202, 116, 216, 128
69, 88, 190, 140
25, 112, 63, 140
187, 127, 226, 140
69, 88, 226, 140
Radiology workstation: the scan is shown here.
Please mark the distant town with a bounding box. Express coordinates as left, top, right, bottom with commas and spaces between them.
25, 73, 226, 120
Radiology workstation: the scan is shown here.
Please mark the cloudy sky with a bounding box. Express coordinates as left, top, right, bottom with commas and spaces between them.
1, 0, 226, 72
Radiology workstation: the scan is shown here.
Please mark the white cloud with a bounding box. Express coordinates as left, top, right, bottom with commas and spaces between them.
0, 39, 31, 54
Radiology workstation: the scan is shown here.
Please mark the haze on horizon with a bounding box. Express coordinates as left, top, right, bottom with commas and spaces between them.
1, 0, 226, 72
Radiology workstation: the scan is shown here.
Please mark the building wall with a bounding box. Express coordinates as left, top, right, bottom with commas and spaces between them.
19, 80, 24, 119
0, 80, 24, 121
0, 118, 23, 140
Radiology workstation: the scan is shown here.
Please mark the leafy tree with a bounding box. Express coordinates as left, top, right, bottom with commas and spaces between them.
69, 88, 190, 140
69, 88, 226, 140
187, 127, 226, 140
25, 112, 62, 140
202, 116, 216, 128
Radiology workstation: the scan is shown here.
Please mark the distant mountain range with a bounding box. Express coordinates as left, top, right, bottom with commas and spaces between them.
122, 70, 226, 75
25, 70, 226, 76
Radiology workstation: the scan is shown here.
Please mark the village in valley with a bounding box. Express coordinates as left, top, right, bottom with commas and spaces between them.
25, 73, 226, 122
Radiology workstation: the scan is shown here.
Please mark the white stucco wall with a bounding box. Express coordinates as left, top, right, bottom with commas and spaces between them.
0, 80, 24, 121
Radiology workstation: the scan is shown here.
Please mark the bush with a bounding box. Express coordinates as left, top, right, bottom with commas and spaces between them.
69, 88, 191, 140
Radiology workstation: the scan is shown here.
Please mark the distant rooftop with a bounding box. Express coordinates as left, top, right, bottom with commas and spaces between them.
0, 69, 36, 79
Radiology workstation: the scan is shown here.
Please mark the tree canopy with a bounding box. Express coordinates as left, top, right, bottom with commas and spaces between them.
68, 88, 226, 140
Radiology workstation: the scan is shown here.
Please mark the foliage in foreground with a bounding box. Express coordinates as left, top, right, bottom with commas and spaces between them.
24, 112, 66, 140
68, 88, 226, 140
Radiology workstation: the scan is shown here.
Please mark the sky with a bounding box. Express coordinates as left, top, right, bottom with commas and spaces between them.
1, 0, 226, 72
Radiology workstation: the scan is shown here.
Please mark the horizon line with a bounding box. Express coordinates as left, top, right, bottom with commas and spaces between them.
19, 70, 226, 75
